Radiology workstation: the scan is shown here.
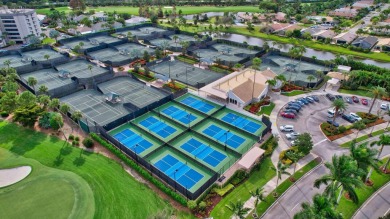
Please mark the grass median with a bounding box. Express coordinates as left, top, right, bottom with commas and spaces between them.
257, 102, 275, 116
281, 90, 307, 96
337, 159, 390, 219
340, 129, 388, 148
252, 158, 321, 218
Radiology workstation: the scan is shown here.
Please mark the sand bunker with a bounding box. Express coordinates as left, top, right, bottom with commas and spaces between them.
0, 166, 32, 188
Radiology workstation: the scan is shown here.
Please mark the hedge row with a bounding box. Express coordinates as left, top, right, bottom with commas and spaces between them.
90, 133, 188, 206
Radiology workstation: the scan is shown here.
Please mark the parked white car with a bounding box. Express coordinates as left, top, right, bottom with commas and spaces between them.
380, 103, 389, 110
286, 132, 300, 140
350, 113, 362, 121
280, 125, 294, 132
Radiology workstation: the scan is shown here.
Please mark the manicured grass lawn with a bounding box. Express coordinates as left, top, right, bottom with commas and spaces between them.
42, 37, 56, 45
37, 6, 260, 15
337, 159, 390, 219
281, 90, 306, 96
257, 102, 275, 116
0, 121, 191, 218
176, 56, 198, 64
0, 148, 95, 219
338, 88, 374, 98
253, 158, 321, 218
209, 65, 233, 74
340, 129, 389, 148
210, 157, 276, 219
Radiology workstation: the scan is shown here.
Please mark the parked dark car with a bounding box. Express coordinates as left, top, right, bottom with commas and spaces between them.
352, 96, 359, 103
305, 97, 315, 103
342, 114, 357, 123
326, 93, 335, 101
284, 109, 298, 115
327, 119, 340, 127
310, 95, 320, 102
297, 98, 309, 104
288, 102, 302, 109
286, 105, 300, 112
281, 112, 295, 119
335, 95, 343, 100
344, 96, 353, 104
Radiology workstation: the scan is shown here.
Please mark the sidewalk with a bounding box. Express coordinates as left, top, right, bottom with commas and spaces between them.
333, 122, 388, 145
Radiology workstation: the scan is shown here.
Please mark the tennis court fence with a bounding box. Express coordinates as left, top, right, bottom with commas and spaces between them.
210, 116, 260, 140
97, 125, 219, 200
152, 109, 189, 130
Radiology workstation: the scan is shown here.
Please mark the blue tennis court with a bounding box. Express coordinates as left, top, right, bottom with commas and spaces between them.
221, 112, 262, 134
179, 96, 215, 114
161, 105, 197, 125
154, 154, 204, 189
113, 129, 153, 154
180, 138, 227, 167
202, 124, 245, 149
139, 116, 177, 139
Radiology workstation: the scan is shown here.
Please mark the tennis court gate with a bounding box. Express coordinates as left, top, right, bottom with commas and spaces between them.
97, 125, 219, 200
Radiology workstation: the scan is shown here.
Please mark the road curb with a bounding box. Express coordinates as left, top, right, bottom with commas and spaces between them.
260, 156, 324, 218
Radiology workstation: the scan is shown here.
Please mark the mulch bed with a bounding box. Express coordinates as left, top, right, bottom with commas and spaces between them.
365, 118, 386, 128
194, 193, 222, 218
281, 84, 303, 92
327, 130, 354, 141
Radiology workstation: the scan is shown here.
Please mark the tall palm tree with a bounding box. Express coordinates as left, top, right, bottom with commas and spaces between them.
353, 120, 366, 140
370, 134, 390, 168
273, 161, 291, 197
38, 94, 50, 109
48, 98, 60, 111
27, 76, 37, 91
307, 75, 315, 87
266, 79, 277, 90
250, 187, 266, 217
286, 150, 304, 180
172, 35, 179, 48
368, 86, 387, 114
349, 142, 380, 183
251, 57, 262, 99
314, 155, 365, 204
322, 75, 332, 91
225, 200, 250, 219
71, 110, 83, 127
315, 70, 324, 84
331, 99, 347, 127
38, 85, 48, 94
293, 194, 342, 219
275, 74, 287, 87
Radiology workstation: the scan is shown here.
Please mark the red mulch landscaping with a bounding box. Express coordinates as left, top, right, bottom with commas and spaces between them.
194, 193, 222, 218
327, 130, 354, 141
281, 84, 303, 92
365, 118, 386, 128
364, 179, 374, 187
246, 97, 271, 114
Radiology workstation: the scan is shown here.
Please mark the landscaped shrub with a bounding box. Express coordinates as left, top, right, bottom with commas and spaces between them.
68, 134, 74, 140
38, 112, 51, 129
72, 140, 77, 146
261, 136, 278, 156
230, 170, 248, 186
338, 126, 347, 133
75, 136, 80, 142
0, 111, 9, 117
213, 184, 234, 197
90, 133, 187, 206
82, 137, 94, 148
187, 200, 197, 210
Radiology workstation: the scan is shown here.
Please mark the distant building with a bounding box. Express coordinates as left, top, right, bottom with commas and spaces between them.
329, 7, 358, 18
125, 16, 148, 26
375, 38, 390, 51
275, 12, 287, 22
312, 30, 336, 41
352, 0, 374, 9
0, 7, 42, 44
351, 36, 378, 50
267, 23, 301, 35
333, 32, 357, 44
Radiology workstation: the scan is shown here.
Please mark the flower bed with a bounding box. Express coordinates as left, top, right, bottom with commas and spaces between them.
245, 97, 271, 114
163, 81, 185, 91
129, 70, 155, 82
281, 84, 304, 92
320, 122, 354, 141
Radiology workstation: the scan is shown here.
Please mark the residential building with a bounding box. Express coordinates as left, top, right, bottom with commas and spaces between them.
333, 32, 357, 44
275, 12, 287, 22
329, 7, 358, 18
265, 23, 301, 35
351, 36, 378, 49
306, 16, 335, 25
312, 30, 336, 41
199, 68, 277, 107
125, 16, 148, 26
352, 0, 374, 9
0, 7, 42, 44
375, 38, 390, 51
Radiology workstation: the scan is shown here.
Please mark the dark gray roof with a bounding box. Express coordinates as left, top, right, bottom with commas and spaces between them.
352, 36, 378, 47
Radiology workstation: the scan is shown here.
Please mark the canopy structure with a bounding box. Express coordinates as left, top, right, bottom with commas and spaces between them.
200, 57, 213, 65
105, 92, 121, 103
238, 147, 265, 170
328, 78, 340, 86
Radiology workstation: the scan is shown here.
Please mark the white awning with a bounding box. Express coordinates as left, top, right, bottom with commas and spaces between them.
238, 147, 265, 170
328, 78, 340, 85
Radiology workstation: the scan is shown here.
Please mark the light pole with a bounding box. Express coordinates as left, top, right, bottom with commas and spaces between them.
134, 143, 139, 162
174, 169, 178, 192
224, 130, 230, 151
188, 113, 192, 129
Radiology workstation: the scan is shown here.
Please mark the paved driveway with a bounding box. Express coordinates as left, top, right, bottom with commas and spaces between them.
354, 181, 390, 219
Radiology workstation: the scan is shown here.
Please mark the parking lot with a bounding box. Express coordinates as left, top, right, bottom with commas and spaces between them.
277, 94, 387, 146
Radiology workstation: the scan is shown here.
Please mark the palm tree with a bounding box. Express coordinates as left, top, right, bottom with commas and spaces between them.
27, 76, 37, 91
307, 75, 315, 87
349, 142, 380, 183
225, 200, 250, 219
250, 187, 266, 217
44, 54, 50, 61
251, 57, 262, 99
48, 98, 60, 111
172, 35, 179, 48
370, 134, 390, 170
71, 110, 83, 127
293, 194, 342, 219
353, 120, 366, 140
273, 161, 291, 197
266, 79, 277, 90
368, 86, 387, 114
331, 99, 347, 128
314, 155, 365, 204
275, 74, 287, 87
38, 85, 48, 94
286, 150, 304, 181
38, 94, 50, 109
316, 70, 324, 84
3, 60, 11, 69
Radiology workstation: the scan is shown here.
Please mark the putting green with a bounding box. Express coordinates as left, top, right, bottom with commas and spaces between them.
0, 148, 95, 219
